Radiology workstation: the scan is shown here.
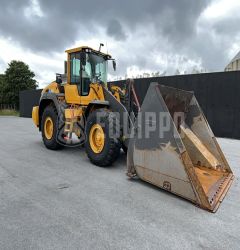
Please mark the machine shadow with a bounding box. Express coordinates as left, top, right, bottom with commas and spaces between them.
129, 177, 203, 211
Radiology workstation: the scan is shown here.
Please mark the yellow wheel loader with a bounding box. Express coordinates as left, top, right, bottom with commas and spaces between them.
32, 45, 234, 212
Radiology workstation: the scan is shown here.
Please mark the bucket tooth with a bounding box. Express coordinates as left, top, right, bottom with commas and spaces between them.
127, 82, 234, 212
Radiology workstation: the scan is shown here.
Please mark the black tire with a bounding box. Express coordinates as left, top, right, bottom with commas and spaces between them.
85, 109, 121, 166
41, 105, 61, 150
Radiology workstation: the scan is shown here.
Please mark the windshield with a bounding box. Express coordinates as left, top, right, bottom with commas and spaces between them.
84, 53, 107, 84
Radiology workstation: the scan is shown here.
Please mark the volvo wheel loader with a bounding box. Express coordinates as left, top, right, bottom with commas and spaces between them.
32, 45, 234, 212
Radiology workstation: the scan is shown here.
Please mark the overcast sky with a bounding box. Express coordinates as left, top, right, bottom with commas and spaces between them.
0, 0, 240, 88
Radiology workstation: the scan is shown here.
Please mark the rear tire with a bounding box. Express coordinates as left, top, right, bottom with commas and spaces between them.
85, 109, 121, 166
41, 105, 61, 150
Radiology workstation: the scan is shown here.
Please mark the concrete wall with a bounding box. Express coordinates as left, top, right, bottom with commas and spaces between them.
19, 89, 42, 118
20, 71, 240, 139
109, 71, 240, 139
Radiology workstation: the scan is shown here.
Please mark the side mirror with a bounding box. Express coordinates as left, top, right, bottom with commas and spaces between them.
56, 74, 62, 84
113, 60, 116, 71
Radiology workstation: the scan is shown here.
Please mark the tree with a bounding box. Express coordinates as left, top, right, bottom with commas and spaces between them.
160, 71, 167, 76
0, 74, 6, 104
175, 69, 181, 75
191, 67, 201, 74
4, 61, 37, 108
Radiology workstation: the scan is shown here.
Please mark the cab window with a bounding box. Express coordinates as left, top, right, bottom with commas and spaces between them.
81, 54, 92, 96
70, 52, 81, 84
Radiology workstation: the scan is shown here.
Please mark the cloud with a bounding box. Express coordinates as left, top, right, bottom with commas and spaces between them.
0, 0, 209, 52
0, 0, 239, 86
0, 57, 6, 73
107, 19, 127, 41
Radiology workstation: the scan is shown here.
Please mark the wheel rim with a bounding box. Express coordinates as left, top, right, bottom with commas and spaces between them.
44, 117, 54, 140
89, 124, 105, 153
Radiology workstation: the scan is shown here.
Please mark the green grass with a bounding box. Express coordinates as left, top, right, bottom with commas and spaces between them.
0, 109, 19, 116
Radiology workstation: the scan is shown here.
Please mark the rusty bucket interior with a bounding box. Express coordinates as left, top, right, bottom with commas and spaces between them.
127, 83, 234, 212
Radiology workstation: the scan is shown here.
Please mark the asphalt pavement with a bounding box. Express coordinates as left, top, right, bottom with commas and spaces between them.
0, 117, 239, 250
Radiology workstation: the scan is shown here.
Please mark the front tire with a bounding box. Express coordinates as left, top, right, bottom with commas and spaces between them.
85, 109, 121, 166
41, 105, 61, 150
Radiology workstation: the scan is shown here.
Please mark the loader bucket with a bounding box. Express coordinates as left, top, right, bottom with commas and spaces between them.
127, 83, 234, 212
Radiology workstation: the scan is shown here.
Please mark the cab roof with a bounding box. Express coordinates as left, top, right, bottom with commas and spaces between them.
65, 46, 112, 59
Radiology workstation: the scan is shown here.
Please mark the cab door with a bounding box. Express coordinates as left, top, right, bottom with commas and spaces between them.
64, 52, 81, 104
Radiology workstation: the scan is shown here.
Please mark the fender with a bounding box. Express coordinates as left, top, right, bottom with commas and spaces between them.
84, 100, 109, 118
38, 93, 63, 131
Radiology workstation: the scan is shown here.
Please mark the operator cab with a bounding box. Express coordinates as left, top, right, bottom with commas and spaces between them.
65, 46, 115, 96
